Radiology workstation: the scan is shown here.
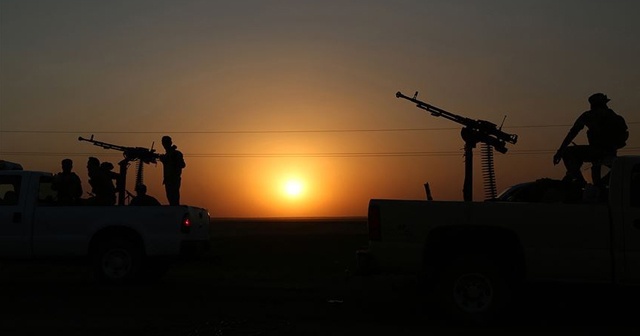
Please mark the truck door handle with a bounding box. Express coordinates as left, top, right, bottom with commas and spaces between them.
12, 212, 22, 223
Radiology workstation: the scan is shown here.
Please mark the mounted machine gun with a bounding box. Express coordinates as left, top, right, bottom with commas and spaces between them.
78, 135, 160, 205
396, 91, 518, 201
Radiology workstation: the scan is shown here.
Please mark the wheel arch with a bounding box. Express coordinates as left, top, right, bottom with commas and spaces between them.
88, 226, 146, 257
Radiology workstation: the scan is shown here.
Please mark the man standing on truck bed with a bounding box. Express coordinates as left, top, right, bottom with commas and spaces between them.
52, 158, 83, 205
553, 93, 629, 187
159, 136, 186, 206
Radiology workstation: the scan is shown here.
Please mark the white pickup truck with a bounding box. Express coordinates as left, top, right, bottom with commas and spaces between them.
0, 169, 210, 284
358, 155, 640, 323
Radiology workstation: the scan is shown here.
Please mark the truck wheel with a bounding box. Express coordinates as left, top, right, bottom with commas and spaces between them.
93, 238, 142, 284
436, 255, 512, 325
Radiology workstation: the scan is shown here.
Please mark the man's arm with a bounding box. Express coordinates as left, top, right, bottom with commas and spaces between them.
177, 151, 186, 168
73, 174, 83, 198
553, 113, 587, 165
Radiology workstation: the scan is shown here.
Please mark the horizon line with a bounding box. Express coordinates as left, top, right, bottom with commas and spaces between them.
211, 216, 367, 222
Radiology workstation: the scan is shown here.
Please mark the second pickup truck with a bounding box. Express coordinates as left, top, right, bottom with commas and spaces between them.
0, 169, 210, 284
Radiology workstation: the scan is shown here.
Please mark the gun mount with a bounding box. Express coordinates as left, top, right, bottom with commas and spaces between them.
79, 135, 160, 205
396, 91, 518, 201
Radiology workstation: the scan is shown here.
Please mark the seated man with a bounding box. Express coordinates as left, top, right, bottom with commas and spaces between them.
3, 190, 18, 205
129, 184, 161, 206
553, 93, 628, 187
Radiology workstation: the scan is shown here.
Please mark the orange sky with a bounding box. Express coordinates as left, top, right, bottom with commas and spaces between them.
1, 1, 639, 217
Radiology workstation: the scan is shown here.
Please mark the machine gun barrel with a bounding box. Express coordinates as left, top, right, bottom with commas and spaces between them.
78, 135, 128, 152
78, 135, 160, 163
396, 91, 466, 123
396, 91, 518, 147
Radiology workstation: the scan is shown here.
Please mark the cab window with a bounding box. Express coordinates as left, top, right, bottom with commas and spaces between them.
38, 175, 57, 206
0, 175, 21, 206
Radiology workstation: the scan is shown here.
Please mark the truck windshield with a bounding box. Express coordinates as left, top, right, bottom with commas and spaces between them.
495, 179, 584, 203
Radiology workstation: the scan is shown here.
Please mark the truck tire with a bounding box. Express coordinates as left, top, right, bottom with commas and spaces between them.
93, 238, 143, 285
435, 255, 512, 325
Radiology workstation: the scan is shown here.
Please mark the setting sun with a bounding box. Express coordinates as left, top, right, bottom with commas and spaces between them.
284, 180, 304, 198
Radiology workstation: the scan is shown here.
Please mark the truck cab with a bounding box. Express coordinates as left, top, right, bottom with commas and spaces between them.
0, 170, 40, 257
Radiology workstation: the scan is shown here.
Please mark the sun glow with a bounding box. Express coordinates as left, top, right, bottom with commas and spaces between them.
284, 179, 304, 198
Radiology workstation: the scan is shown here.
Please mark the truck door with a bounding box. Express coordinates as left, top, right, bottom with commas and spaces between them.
623, 163, 640, 282
0, 174, 30, 257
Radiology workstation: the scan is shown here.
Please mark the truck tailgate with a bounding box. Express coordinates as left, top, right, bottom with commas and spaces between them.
180, 206, 211, 255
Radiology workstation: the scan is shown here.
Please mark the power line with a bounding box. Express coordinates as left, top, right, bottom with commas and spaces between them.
1, 121, 638, 135
2, 147, 638, 158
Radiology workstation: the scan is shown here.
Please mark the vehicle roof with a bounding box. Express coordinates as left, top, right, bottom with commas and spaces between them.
0, 170, 52, 176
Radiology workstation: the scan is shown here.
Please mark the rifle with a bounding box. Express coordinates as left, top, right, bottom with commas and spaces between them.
79, 135, 160, 205
396, 91, 518, 201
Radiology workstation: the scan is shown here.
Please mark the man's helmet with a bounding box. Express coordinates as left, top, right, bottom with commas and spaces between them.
588, 93, 610, 105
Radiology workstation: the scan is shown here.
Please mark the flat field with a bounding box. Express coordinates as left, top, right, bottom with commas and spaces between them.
1, 218, 639, 335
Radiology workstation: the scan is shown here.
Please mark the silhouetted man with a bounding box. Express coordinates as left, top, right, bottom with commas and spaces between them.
159, 136, 186, 206
52, 158, 83, 205
553, 93, 628, 187
130, 184, 161, 206
87, 157, 116, 205
100, 161, 121, 202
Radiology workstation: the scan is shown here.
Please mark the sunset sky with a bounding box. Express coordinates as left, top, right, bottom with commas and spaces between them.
1, 0, 638, 217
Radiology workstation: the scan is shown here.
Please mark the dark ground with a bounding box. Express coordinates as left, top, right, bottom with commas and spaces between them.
1, 218, 639, 335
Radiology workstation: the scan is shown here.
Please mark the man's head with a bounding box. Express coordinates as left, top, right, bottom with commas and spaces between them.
162, 136, 173, 150
87, 157, 100, 168
61, 159, 73, 173
588, 93, 610, 108
100, 162, 114, 171
135, 184, 147, 195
